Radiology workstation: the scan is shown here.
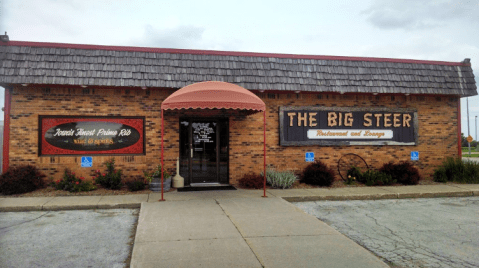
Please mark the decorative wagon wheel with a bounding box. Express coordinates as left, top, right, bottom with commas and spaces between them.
337, 153, 369, 181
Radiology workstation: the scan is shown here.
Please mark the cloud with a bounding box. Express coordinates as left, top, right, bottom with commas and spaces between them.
138, 24, 206, 49
3, 0, 95, 41
362, 0, 479, 30
133, 24, 244, 52
355, 34, 479, 64
4, 0, 134, 43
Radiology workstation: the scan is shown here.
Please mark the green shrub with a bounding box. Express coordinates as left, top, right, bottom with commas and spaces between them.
301, 160, 335, 187
433, 157, 479, 183
346, 166, 362, 185
433, 167, 448, 183
379, 161, 421, 185
262, 168, 296, 189
0, 165, 46, 195
94, 158, 123, 190
125, 176, 146, 191
443, 157, 465, 182
152, 164, 171, 178
359, 169, 396, 186
239, 173, 264, 189
462, 161, 479, 183
52, 169, 96, 192
143, 164, 171, 184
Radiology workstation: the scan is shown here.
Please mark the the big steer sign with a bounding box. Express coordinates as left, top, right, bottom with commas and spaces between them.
39, 116, 145, 155
279, 106, 418, 146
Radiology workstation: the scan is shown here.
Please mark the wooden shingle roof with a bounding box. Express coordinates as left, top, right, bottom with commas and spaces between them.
0, 41, 476, 96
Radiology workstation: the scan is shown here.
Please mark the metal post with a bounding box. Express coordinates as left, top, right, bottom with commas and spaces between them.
476, 115, 477, 144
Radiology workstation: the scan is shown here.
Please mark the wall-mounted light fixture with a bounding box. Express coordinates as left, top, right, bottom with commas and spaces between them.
80, 85, 87, 88
21, 84, 28, 87
372, 93, 378, 96
294, 90, 300, 94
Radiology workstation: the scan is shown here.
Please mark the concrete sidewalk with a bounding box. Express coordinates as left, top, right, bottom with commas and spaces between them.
1, 184, 479, 267
130, 197, 388, 267
1, 184, 478, 212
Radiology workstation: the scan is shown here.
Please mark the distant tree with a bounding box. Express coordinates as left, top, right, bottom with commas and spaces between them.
461, 133, 468, 147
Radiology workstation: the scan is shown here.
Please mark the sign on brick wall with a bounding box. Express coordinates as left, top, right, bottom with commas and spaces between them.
279, 106, 418, 146
38, 116, 145, 156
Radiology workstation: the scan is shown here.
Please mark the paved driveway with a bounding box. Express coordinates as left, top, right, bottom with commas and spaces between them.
463, 157, 479, 163
0, 209, 138, 268
293, 197, 479, 268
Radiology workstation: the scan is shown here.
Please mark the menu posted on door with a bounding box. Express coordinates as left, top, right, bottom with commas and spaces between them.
192, 122, 215, 143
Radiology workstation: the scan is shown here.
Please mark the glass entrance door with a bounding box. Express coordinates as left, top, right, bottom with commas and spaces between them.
179, 119, 228, 185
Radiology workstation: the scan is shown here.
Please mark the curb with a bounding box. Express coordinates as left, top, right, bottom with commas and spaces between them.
1, 188, 478, 212
282, 190, 475, 202
0, 203, 142, 212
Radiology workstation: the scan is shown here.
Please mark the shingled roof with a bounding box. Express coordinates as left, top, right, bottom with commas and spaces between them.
0, 40, 476, 97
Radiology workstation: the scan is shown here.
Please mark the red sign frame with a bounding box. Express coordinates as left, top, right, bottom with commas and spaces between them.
38, 116, 146, 156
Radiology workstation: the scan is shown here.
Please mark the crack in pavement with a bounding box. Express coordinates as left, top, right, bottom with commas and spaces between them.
361, 213, 476, 268
0, 211, 51, 231
214, 199, 265, 268
293, 197, 479, 268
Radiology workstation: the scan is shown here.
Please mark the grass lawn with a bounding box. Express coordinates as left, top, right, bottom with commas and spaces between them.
462, 147, 478, 153
463, 153, 479, 158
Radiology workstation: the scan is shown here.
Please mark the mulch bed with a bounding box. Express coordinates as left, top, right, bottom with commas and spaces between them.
0, 185, 167, 198
1, 178, 447, 198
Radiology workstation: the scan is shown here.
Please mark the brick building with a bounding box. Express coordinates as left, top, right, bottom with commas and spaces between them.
0, 39, 477, 186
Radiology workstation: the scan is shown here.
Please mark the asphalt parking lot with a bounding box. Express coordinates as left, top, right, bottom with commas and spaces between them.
293, 196, 479, 268
0, 209, 138, 268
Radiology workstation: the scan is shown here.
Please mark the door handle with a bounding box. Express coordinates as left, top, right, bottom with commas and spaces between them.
191, 148, 193, 158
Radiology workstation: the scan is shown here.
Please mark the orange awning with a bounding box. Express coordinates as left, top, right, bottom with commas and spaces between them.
161, 81, 265, 111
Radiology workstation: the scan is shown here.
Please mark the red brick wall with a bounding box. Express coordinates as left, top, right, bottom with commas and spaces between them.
246, 93, 460, 184
8, 86, 175, 181
7, 86, 459, 184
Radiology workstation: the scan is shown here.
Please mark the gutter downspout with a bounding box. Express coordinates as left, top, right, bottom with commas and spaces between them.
263, 110, 267, 198
3, 87, 11, 172
457, 97, 462, 159
456, 60, 469, 160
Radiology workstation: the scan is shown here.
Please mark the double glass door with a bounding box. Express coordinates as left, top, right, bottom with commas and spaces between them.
179, 118, 228, 185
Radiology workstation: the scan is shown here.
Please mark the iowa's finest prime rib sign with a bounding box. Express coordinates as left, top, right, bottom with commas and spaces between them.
279, 106, 418, 146
39, 116, 145, 155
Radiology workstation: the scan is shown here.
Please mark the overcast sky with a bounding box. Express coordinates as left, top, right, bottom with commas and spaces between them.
1, 0, 478, 139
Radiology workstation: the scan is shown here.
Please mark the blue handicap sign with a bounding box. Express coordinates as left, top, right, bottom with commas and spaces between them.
305, 152, 315, 162
410, 151, 419, 161
81, 156, 93, 167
